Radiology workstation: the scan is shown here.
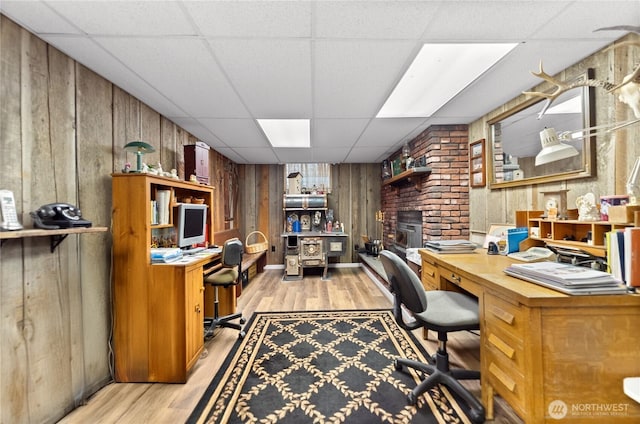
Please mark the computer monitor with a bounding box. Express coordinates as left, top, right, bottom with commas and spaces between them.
176, 203, 208, 248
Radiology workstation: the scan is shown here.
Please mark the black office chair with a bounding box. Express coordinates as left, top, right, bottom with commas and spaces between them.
203, 238, 246, 339
379, 250, 485, 423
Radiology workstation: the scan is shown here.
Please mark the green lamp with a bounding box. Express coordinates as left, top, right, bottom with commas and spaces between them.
124, 141, 155, 172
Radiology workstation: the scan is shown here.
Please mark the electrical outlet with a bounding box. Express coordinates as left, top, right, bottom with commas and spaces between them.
271, 245, 276, 252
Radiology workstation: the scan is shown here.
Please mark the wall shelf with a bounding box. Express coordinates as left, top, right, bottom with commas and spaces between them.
382, 166, 431, 190
0, 227, 108, 252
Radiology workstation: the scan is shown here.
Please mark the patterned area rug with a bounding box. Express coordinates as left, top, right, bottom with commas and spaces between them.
187, 310, 472, 424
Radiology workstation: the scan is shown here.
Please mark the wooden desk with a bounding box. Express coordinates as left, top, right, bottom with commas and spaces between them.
419, 249, 640, 423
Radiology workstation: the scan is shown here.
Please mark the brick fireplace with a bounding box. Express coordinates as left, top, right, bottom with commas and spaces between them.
381, 125, 469, 250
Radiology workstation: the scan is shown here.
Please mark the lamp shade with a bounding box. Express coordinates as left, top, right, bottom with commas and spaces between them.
124, 141, 155, 171
535, 128, 579, 166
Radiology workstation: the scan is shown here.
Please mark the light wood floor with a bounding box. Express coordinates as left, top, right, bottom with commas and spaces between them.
58, 267, 522, 423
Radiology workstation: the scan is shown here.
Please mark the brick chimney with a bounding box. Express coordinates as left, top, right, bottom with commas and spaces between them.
381, 125, 469, 248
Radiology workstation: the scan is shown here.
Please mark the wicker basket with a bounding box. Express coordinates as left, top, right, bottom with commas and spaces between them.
245, 231, 268, 253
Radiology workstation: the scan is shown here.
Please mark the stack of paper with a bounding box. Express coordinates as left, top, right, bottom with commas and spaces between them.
504, 262, 627, 295
150, 248, 183, 263
424, 240, 477, 253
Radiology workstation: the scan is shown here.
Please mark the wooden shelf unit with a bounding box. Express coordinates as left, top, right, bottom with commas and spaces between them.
382, 166, 431, 190
0, 227, 108, 252
516, 210, 631, 258
111, 173, 215, 383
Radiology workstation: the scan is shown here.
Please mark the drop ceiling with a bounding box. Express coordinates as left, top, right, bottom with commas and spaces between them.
1, 1, 638, 164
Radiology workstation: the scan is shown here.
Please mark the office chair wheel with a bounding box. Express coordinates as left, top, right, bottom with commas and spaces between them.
468, 409, 485, 424
394, 359, 403, 371
239, 330, 245, 339
240, 317, 246, 324
407, 392, 418, 405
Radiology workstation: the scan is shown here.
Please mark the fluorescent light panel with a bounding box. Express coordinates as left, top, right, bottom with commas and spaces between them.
377, 43, 518, 118
258, 119, 310, 148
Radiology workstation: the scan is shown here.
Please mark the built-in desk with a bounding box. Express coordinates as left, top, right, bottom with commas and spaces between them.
420, 249, 640, 423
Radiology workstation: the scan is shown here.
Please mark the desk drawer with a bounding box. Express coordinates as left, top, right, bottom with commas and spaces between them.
485, 294, 526, 343
421, 260, 439, 291
486, 349, 526, 416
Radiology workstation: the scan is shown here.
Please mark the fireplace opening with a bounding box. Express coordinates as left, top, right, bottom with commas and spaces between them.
394, 211, 423, 260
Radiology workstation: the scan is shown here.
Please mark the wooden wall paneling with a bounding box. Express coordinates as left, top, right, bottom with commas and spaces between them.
75, 63, 113, 395
213, 151, 226, 231
174, 126, 186, 179
113, 87, 141, 171
0, 16, 30, 424
334, 164, 352, 263
160, 117, 177, 172
48, 45, 88, 406
348, 164, 363, 262
139, 103, 160, 167
257, 165, 271, 260
239, 164, 256, 236
21, 30, 77, 423
267, 165, 284, 264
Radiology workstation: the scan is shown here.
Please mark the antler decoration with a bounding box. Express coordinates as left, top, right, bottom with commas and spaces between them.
523, 62, 615, 117
524, 40, 640, 118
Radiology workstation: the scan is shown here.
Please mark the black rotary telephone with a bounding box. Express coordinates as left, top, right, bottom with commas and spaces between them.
30, 203, 92, 229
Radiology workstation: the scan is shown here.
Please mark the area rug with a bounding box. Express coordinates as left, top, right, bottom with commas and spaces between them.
187, 310, 472, 424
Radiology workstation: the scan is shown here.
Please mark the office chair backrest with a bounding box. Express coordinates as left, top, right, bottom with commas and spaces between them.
380, 250, 428, 315
221, 238, 243, 268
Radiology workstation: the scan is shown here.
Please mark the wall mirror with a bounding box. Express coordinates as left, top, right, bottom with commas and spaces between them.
488, 70, 596, 189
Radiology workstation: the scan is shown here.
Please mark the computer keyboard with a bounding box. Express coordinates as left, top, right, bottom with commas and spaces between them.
183, 247, 205, 255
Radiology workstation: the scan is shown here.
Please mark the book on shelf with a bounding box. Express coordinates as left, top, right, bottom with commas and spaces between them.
607, 227, 640, 288
624, 227, 640, 287
156, 190, 171, 225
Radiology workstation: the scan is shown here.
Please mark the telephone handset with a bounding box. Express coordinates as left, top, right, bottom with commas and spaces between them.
31, 203, 92, 229
0, 190, 23, 231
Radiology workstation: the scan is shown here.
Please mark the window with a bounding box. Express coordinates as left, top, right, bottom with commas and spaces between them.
285, 163, 332, 194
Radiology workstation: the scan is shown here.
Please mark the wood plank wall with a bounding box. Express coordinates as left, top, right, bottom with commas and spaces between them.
0, 16, 228, 423
239, 163, 382, 264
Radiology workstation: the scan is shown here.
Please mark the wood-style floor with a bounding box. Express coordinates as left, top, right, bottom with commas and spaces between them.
58, 267, 522, 423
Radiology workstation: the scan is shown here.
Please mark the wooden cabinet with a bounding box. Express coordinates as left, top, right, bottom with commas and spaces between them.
516, 210, 630, 257
111, 173, 215, 383
184, 141, 210, 184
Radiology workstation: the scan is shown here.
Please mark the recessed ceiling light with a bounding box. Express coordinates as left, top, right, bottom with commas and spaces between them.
377, 43, 518, 118
257, 119, 310, 148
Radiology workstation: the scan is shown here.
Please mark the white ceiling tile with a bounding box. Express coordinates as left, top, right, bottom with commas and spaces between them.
47, 1, 194, 35
199, 119, 269, 148
311, 148, 351, 163
40, 35, 188, 119
315, 1, 438, 39
314, 39, 417, 118
96, 37, 250, 118
356, 118, 426, 148
531, 1, 640, 39
230, 147, 280, 164
422, 1, 571, 41
346, 147, 391, 163
183, 1, 312, 38
0, 1, 81, 34
313, 119, 370, 149
209, 39, 312, 117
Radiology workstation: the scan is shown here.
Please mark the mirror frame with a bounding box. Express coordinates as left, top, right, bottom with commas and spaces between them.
488, 69, 596, 189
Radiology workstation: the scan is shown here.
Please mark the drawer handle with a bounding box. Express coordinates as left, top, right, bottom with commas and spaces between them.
490, 306, 515, 325
450, 273, 461, 283
425, 270, 435, 278
488, 333, 515, 359
489, 362, 516, 392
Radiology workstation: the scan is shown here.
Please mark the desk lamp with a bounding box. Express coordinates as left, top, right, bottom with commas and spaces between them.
535, 128, 579, 166
124, 141, 155, 172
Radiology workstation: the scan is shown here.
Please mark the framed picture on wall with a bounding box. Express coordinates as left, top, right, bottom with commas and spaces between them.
469, 138, 486, 188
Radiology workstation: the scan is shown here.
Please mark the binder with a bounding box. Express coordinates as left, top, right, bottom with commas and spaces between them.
624, 227, 640, 287
506, 227, 528, 253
